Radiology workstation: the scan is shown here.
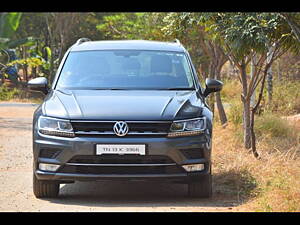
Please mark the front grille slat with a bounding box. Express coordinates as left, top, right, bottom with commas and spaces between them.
68, 155, 174, 164
66, 163, 176, 167
58, 155, 184, 175
59, 165, 183, 175
71, 121, 171, 137
72, 122, 113, 132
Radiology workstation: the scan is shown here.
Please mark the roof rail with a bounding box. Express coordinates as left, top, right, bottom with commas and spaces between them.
174, 39, 181, 45
75, 38, 91, 45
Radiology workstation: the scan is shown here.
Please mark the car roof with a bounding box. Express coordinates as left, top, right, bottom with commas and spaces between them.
70, 40, 186, 52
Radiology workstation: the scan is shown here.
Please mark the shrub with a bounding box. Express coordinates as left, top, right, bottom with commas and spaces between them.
0, 85, 21, 101
228, 100, 243, 126
267, 79, 300, 115
221, 79, 242, 102
255, 113, 295, 139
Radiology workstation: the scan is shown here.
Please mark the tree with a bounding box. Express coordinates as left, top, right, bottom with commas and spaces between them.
279, 13, 300, 42
0, 13, 22, 47
43, 13, 80, 82
97, 13, 168, 41
162, 13, 229, 125
0, 13, 36, 85
97, 12, 229, 125
15, 13, 109, 83
199, 12, 299, 156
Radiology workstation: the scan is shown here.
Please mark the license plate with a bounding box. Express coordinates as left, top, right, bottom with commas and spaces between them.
96, 144, 146, 155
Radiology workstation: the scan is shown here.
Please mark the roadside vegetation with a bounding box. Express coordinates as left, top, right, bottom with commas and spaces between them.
213, 79, 300, 211
0, 12, 299, 211
0, 84, 42, 103
0, 85, 20, 101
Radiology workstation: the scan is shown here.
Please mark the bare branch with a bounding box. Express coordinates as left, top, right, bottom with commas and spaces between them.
109, 24, 123, 36
247, 53, 266, 100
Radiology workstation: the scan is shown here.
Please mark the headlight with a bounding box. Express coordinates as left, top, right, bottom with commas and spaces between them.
168, 117, 206, 137
38, 116, 75, 137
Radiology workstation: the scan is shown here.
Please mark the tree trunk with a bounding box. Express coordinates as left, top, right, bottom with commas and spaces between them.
197, 31, 228, 121
207, 64, 216, 115
230, 60, 235, 77
23, 65, 28, 83
215, 66, 227, 125
208, 93, 215, 115
267, 65, 273, 104
250, 108, 260, 158
267, 45, 276, 104
49, 48, 55, 83
240, 64, 252, 149
277, 60, 281, 81
32, 67, 37, 79
215, 92, 227, 125
22, 46, 29, 82
250, 55, 256, 108
243, 98, 252, 149
45, 14, 55, 84
249, 66, 269, 159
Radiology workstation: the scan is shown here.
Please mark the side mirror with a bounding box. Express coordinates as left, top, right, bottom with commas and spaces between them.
27, 77, 49, 95
203, 78, 223, 97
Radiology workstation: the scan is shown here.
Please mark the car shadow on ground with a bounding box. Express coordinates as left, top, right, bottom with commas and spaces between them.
45, 170, 257, 209
47, 181, 232, 209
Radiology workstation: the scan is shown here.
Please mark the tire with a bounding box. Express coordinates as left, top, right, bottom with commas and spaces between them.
33, 174, 59, 198
188, 174, 212, 198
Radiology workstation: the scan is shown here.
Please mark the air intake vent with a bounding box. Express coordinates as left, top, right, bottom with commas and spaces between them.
179, 148, 204, 159
39, 148, 61, 159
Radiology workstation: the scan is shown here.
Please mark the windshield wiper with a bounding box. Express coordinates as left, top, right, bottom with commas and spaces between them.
70, 87, 195, 91
90, 88, 127, 90
165, 88, 195, 90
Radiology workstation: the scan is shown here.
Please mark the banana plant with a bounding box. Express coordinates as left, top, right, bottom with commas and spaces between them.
0, 13, 21, 84
0, 13, 22, 49
0, 13, 38, 85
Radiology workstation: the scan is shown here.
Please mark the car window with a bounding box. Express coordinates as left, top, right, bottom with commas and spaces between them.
56, 50, 195, 90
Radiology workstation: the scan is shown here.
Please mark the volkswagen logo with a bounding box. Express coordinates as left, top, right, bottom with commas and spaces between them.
113, 121, 129, 136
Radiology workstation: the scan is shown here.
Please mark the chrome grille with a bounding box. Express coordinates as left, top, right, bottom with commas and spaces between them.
71, 120, 171, 136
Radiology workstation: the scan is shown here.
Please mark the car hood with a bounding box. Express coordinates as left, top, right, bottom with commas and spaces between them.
42, 89, 205, 120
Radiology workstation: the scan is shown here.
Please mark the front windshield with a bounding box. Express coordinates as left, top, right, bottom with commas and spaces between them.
56, 50, 195, 90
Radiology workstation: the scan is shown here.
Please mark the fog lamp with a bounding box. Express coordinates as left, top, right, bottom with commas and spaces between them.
182, 164, 205, 172
39, 163, 60, 172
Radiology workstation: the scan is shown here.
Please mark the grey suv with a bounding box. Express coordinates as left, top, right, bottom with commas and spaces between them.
28, 39, 223, 198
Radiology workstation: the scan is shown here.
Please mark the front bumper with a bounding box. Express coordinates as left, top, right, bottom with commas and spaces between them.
33, 132, 211, 183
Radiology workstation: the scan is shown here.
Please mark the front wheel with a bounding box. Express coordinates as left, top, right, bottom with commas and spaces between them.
188, 174, 212, 198
33, 174, 60, 198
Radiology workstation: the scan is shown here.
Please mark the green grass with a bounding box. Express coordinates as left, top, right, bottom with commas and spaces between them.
0, 84, 43, 103
255, 113, 294, 138
266, 79, 300, 116
227, 100, 243, 126
0, 85, 21, 101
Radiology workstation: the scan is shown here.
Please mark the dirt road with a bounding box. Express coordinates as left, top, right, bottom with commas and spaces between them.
0, 102, 237, 212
